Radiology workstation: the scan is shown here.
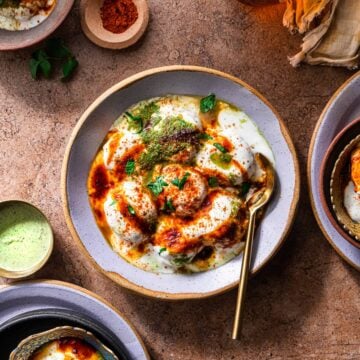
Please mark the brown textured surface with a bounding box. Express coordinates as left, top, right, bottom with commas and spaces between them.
0, 1, 359, 359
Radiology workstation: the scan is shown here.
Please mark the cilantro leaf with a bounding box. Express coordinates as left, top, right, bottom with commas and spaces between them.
29, 38, 78, 81
240, 182, 251, 197
125, 159, 135, 175
159, 247, 167, 255
39, 59, 51, 78
147, 176, 168, 196
171, 172, 190, 190
199, 133, 213, 140
110, 199, 117, 206
62, 57, 78, 80
29, 58, 40, 79
125, 111, 143, 133
208, 177, 218, 187
127, 204, 136, 215
200, 93, 216, 113
213, 143, 227, 153
162, 198, 175, 213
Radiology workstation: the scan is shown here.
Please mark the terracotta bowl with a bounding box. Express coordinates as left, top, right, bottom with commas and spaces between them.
80, 0, 149, 49
0, 0, 74, 51
319, 117, 360, 249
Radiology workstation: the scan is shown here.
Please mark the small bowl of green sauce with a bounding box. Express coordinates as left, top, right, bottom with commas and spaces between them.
0, 200, 53, 279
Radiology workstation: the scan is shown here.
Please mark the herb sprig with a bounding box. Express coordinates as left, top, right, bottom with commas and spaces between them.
125, 159, 135, 175
162, 198, 175, 213
127, 205, 136, 216
147, 176, 168, 196
208, 177, 218, 187
29, 38, 78, 81
125, 112, 143, 133
200, 94, 216, 113
171, 172, 190, 190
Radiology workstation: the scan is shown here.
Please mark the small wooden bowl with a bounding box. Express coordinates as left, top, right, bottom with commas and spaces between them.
80, 0, 149, 50
319, 118, 360, 249
330, 134, 360, 242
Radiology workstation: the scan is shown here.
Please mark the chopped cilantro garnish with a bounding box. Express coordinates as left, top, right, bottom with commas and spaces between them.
162, 198, 175, 213
127, 205, 136, 216
213, 143, 227, 153
125, 159, 135, 175
147, 176, 168, 196
240, 182, 251, 197
200, 94, 216, 113
172, 254, 190, 265
125, 111, 143, 133
199, 133, 213, 140
171, 172, 190, 190
159, 247, 167, 255
208, 177, 218, 187
109, 199, 117, 206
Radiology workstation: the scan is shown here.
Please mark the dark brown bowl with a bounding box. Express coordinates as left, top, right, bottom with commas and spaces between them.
0, 0, 74, 51
319, 117, 360, 249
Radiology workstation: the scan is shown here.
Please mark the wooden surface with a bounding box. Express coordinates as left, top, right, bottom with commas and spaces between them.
0, 1, 359, 359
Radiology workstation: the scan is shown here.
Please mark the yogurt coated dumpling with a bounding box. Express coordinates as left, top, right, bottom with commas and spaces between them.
103, 131, 143, 170
155, 96, 203, 131
196, 134, 255, 185
105, 180, 157, 245
344, 181, 360, 223
154, 190, 240, 255
158, 164, 207, 217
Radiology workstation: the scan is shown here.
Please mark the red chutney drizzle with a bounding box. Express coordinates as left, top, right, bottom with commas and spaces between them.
58, 337, 96, 359
90, 164, 113, 200
101, 0, 138, 34
29, 337, 97, 360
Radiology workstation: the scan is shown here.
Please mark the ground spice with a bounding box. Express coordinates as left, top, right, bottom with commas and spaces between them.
101, 0, 138, 34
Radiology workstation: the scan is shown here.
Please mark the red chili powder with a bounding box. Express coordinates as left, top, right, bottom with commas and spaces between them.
101, 0, 138, 34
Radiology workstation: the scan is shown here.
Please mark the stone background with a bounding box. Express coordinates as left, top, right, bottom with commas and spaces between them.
0, 1, 359, 359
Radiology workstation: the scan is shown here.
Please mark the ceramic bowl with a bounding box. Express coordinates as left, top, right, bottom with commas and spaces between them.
10, 326, 118, 360
319, 118, 360, 249
0, 200, 53, 279
61, 65, 300, 300
0, 0, 74, 51
80, 0, 149, 49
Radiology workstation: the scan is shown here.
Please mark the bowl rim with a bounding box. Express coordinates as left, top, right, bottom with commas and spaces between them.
0, 199, 54, 278
319, 117, 360, 249
61, 65, 300, 300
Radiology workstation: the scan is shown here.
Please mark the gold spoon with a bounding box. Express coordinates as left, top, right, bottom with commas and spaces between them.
232, 153, 275, 340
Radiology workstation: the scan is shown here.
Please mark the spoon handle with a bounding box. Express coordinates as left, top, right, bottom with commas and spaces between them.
232, 210, 257, 340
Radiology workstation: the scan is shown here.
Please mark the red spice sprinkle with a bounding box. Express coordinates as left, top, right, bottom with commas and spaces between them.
101, 0, 138, 34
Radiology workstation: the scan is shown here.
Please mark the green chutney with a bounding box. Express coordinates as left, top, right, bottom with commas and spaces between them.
0, 202, 52, 272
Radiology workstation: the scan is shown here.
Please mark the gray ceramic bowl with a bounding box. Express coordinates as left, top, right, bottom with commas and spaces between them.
10, 326, 118, 359
62, 65, 300, 300
0, 0, 74, 51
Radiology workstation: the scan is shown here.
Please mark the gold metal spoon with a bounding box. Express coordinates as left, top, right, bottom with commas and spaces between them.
232, 153, 275, 340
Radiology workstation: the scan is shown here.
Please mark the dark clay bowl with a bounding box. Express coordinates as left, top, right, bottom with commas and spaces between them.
0, 308, 130, 360
319, 117, 360, 249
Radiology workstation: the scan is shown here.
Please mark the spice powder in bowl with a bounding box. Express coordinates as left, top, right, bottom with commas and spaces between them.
101, 0, 138, 34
